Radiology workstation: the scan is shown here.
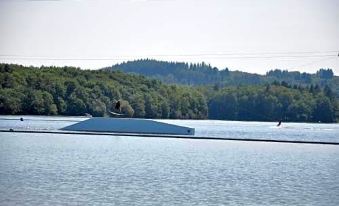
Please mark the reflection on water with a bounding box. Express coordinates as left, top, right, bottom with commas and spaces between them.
0, 116, 339, 205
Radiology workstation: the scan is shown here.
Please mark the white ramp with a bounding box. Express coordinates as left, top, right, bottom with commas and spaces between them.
61, 118, 195, 135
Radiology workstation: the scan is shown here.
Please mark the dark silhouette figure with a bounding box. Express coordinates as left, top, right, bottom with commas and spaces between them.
277, 120, 282, 127
115, 100, 121, 112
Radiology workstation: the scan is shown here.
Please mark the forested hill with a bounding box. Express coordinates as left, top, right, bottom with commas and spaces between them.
104, 59, 338, 96
0, 64, 208, 119
1, 63, 338, 122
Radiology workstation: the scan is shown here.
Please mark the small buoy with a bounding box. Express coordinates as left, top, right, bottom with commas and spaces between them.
20, 117, 24, 121
9, 128, 14, 132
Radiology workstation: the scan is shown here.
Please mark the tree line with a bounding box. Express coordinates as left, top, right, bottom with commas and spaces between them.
0, 63, 337, 122
202, 83, 337, 123
105, 59, 339, 97
0, 64, 207, 119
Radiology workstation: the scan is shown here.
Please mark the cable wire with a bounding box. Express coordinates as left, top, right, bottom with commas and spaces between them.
0, 51, 338, 61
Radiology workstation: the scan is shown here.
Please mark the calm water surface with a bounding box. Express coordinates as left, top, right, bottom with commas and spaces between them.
0, 116, 339, 205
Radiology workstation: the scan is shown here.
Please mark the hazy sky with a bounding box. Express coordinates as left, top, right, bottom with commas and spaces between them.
0, 0, 338, 74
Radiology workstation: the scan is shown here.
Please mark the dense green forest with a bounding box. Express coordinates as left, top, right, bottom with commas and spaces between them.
0, 64, 207, 119
202, 84, 337, 122
105, 59, 339, 97
1, 63, 338, 122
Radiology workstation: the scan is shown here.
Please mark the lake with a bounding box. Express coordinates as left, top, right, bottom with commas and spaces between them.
0, 116, 339, 205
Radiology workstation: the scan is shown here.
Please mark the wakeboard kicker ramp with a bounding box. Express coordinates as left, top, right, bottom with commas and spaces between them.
61, 118, 195, 135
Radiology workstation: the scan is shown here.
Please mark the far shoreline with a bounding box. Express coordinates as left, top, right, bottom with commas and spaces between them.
0, 115, 337, 124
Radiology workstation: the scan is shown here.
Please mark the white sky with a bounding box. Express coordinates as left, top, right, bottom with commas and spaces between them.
0, 0, 338, 74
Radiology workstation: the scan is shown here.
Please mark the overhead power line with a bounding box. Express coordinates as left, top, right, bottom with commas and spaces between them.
0, 50, 338, 61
